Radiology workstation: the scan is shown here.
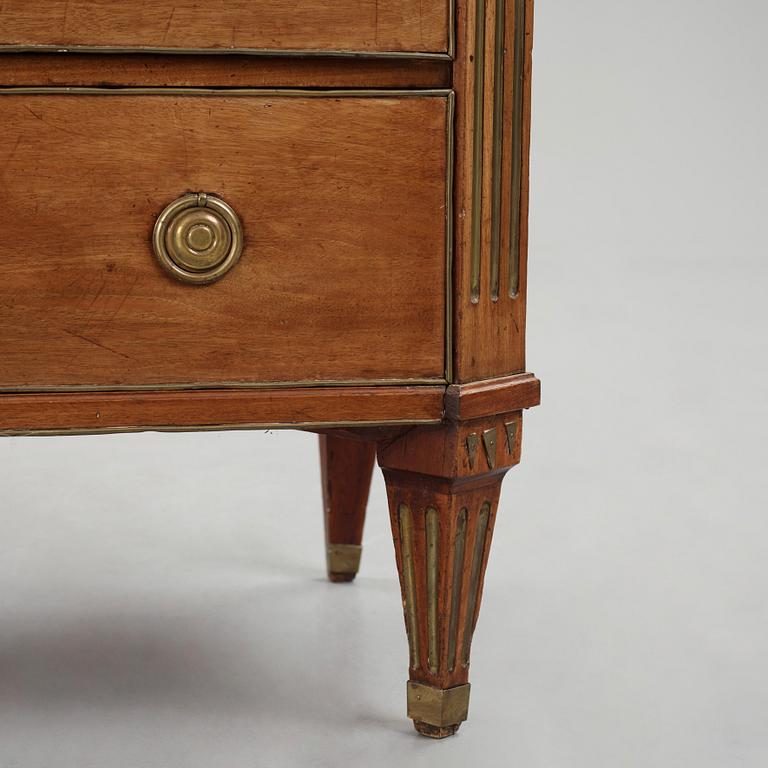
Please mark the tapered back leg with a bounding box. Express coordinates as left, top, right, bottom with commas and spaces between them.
319, 434, 376, 582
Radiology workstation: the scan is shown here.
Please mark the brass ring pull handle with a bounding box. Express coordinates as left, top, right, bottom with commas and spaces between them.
153, 192, 243, 285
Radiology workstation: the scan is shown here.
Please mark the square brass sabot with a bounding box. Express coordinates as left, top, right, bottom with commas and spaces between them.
326, 544, 362, 575
407, 681, 471, 729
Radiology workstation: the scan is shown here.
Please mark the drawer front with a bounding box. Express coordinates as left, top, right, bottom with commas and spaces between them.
0, 1, 450, 56
0, 89, 450, 391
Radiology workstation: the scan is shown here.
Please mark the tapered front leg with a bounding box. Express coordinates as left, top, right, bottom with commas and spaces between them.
378, 411, 523, 737
319, 434, 376, 582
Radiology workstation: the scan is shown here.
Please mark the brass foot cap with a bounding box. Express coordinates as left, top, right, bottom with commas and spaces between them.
407, 682, 470, 736
326, 544, 362, 582
414, 721, 461, 739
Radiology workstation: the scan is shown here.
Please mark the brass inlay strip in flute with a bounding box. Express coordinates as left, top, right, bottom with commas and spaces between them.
426, 507, 440, 674
461, 502, 491, 667
489, 0, 507, 301
447, 508, 468, 672
445, 90, 456, 383
398, 503, 420, 670
469, 0, 486, 303
508, 0, 526, 298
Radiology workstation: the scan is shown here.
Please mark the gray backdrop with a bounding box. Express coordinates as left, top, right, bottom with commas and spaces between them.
1, 1, 766, 765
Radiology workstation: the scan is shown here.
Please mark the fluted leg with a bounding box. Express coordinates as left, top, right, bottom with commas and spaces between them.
378, 412, 522, 737
319, 434, 376, 582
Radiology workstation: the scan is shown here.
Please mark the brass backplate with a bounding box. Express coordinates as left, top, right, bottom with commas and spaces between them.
153, 192, 243, 285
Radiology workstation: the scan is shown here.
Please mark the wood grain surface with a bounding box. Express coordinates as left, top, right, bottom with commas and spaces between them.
0, 386, 445, 434
0, 0, 449, 54
0, 91, 448, 389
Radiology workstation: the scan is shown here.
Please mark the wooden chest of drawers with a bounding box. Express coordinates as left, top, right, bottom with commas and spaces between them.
0, 0, 540, 738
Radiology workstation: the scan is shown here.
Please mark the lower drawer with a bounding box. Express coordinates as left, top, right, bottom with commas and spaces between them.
0, 88, 450, 390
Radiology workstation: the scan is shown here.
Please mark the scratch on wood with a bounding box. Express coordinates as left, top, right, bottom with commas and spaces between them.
163, 7, 177, 43
62, 329, 134, 361
24, 105, 43, 121
98, 274, 140, 332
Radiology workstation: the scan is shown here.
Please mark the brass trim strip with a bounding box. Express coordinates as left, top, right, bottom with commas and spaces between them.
0, 378, 445, 394
426, 507, 440, 674
508, 0, 526, 298
0, 85, 455, 394
447, 508, 468, 672
469, 0, 486, 303
398, 503, 420, 670
0, 45, 450, 60
489, 0, 507, 301
448, 0, 457, 59
0, 87, 451, 98
445, 90, 456, 383
461, 502, 490, 667
0, 419, 442, 438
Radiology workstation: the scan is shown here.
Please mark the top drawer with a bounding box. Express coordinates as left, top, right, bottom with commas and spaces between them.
0, 1, 451, 57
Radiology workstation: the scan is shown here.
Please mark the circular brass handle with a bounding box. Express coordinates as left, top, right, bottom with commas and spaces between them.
153, 192, 243, 285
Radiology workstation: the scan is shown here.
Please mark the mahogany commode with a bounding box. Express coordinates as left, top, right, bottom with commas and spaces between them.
0, 0, 539, 738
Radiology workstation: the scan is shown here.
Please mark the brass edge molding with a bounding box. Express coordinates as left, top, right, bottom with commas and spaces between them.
508, 0, 526, 298
0, 85, 455, 393
0, 419, 443, 438
469, 0, 486, 304
448, 0, 457, 59
0, 87, 452, 97
398, 504, 421, 670
0, 46, 451, 61
0, 379, 446, 394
